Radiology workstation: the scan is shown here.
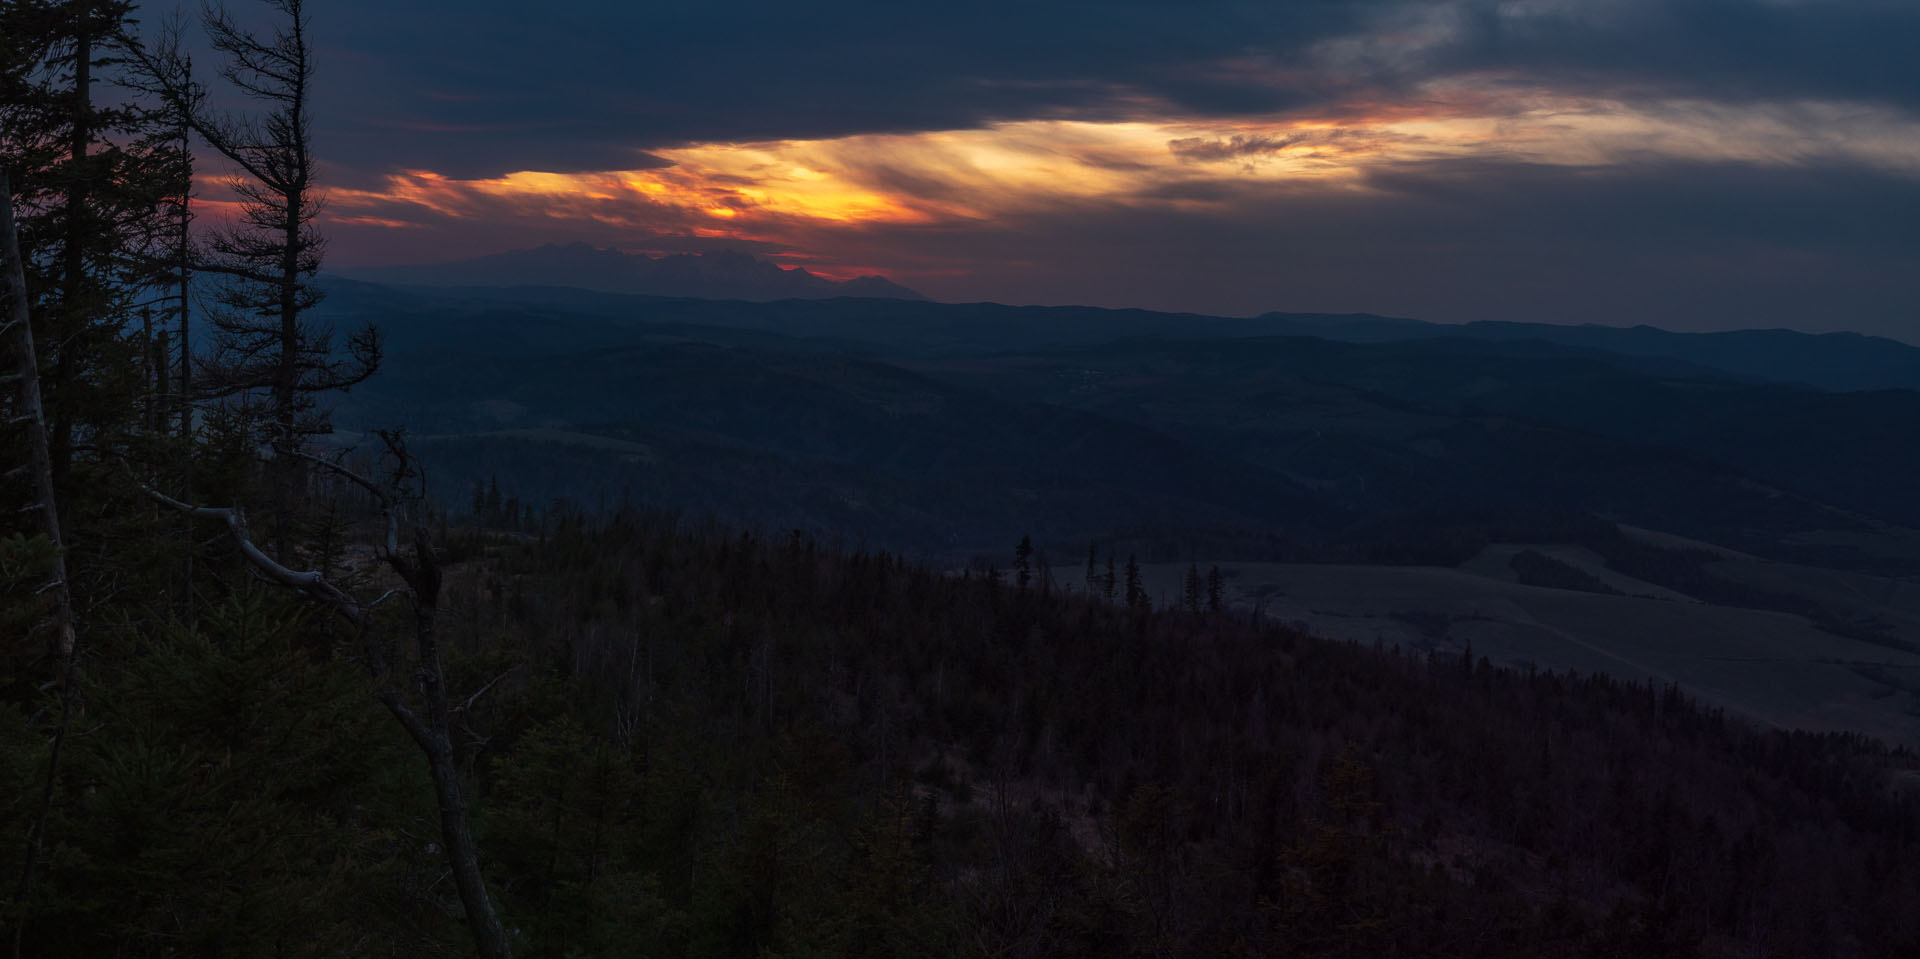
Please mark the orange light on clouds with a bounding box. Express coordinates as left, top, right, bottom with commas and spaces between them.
317, 81, 1920, 277
329, 215, 420, 229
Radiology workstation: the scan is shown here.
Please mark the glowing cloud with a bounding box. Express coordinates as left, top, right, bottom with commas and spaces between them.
317, 82, 1920, 285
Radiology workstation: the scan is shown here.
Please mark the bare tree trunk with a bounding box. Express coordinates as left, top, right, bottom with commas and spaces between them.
172, 62, 194, 620
142, 457, 514, 959
0, 173, 76, 659
140, 307, 154, 430
2, 168, 80, 959
271, 179, 299, 562
376, 532, 514, 959
48, 1, 93, 489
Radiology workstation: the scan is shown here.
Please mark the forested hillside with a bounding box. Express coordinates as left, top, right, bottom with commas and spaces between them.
10, 512, 1918, 956
329, 282, 1920, 575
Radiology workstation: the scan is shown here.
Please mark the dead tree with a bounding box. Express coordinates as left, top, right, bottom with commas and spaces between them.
135, 0, 379, 561
0, 174, 74, 659
118, 11, 201, 617
143, 431, 512, 959
3, 167, 80, 959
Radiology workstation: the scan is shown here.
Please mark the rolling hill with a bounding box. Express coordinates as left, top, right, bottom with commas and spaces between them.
320, 279, 1920, 747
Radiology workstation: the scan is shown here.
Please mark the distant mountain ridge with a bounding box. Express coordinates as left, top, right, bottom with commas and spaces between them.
1257, 312, 1920, 393
320, 271, 1920, 393
323, 278, 1920, 561
338, 243, 926, 302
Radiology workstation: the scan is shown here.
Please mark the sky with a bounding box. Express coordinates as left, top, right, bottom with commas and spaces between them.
201, 0, 1920, 334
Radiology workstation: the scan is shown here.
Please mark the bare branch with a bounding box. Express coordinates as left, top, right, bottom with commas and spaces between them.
136, 481, 368, 628
280, 447, 390, 504
374, 685, 435, 752
456, 667, 518, 715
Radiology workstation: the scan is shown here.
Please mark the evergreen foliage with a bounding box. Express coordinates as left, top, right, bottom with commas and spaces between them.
376, 511, 1920, 957
6, 591, 458, 956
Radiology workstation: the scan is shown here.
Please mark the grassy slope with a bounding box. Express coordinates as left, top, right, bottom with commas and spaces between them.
1067, 557, 1920, 748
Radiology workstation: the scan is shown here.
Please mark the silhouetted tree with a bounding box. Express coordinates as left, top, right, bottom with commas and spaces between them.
141, 0, 379, 560
0, 171, 73, 669
2, 163, 81, 959
1125, 554, 1147, 612
144, 433, 513, 959
2, 0, 163, 492
120, 11, 201, 612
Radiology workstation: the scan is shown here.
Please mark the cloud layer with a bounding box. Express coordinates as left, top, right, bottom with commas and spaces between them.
177, 0, 1920, 335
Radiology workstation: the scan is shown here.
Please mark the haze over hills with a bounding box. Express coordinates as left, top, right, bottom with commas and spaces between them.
319, 273, 1920, 392
314, 277, 1920, 750
329, 283, 1920, 566
1260, 313, 1920, 393
337, 243, 927, 302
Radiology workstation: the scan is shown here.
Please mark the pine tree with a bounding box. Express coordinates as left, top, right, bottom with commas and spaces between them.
1014, 534, 1033, 591
17, 590, 432, 955
3, 0, 181, 545
490, 715, 677, 955
0, 169, 74, 669
1183, 562, 1203, 614
1125, 554, 1147, 612
121, 12, 202, 605
2, 165, 83, 959
141, 0, 380, 561
10, 1, 149, 489
1207, 565, 1225, 614
0, 9, 179, 936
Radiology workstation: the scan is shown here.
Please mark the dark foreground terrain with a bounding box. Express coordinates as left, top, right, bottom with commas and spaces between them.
9, 512, 1918, 957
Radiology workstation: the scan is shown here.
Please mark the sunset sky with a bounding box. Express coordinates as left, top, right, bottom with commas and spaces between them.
252, 0, 1919, 334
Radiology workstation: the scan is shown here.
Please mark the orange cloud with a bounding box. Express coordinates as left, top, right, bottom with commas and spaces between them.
311, 83, 1920, 279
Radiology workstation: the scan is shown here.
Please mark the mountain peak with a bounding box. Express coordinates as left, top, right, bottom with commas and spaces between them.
338, 245, 927, 303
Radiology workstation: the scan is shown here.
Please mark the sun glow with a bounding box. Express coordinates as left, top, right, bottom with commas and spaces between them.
320, 82, 1920, 277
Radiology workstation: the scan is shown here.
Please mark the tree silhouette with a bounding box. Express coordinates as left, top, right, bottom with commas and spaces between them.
139, 0, 379, 560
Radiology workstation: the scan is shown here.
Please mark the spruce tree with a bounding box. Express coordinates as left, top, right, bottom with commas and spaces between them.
3, 0, 180, 550
140, 0, 380, 561
17, 591, 434, 956
120, 10, 202, 614
1125, 554, 1146, 611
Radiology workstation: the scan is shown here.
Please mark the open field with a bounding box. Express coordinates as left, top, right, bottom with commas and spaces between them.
1064, 551, 1920, 747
